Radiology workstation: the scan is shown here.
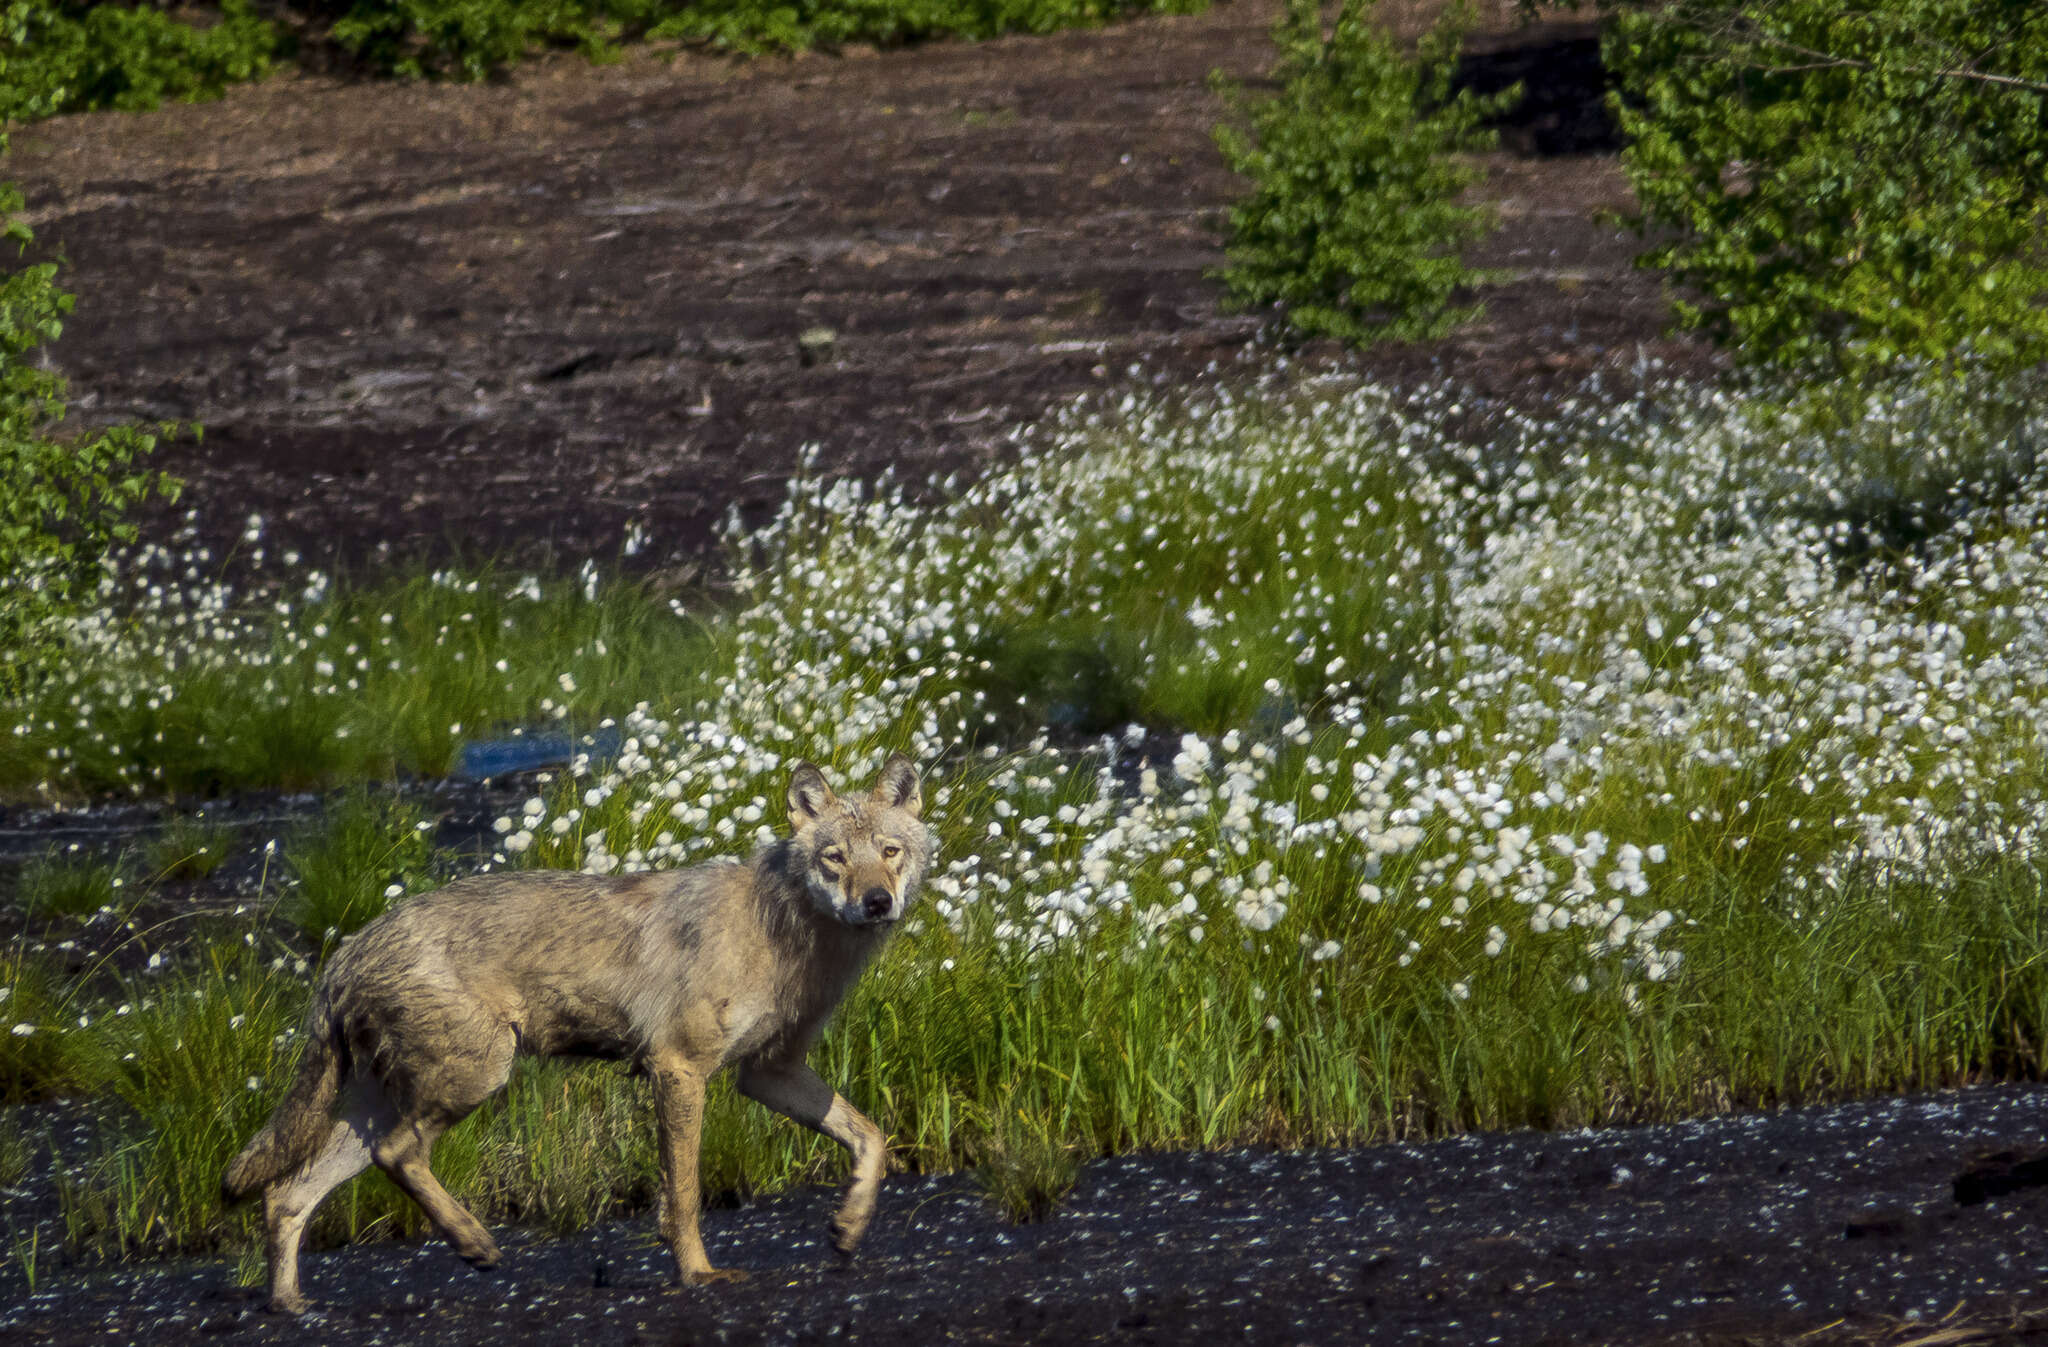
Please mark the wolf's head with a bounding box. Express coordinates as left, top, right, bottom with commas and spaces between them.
784, 753, 933, 928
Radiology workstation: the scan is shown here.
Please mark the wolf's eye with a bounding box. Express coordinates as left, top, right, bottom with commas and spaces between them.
882, 844, 902, 860
822, 849, 846, 867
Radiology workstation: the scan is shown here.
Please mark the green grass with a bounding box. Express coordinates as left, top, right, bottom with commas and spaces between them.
284, 790, 438, 949
144, 814, 234, 882
13, 851, 127, 921
0, 1114, 34, 1188
41, 845, 2048, 1260
11, 368, 2048, 1262
52, 941, 302, 1259
0, 948, 103, 1104
0, 566, 720, 800
972, 1103, 1084, 1223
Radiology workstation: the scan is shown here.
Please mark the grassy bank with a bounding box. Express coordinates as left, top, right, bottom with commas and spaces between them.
0, 558, 714, 798
6, 366, 2048, 1260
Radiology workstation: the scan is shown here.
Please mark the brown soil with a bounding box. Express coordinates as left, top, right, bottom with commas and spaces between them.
4, 0, 1708, 576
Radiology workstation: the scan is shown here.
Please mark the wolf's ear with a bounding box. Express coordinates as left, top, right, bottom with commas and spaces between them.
786, 761, 836, 827
870, 752, 922, 818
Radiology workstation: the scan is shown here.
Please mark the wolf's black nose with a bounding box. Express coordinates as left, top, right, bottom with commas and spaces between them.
861, 888, 894, 920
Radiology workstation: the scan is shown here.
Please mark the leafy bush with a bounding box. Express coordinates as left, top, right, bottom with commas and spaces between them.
0, 0, 1209, 108
316, 0, 1207, 77
322, 0, 616, 80
641, 0, 1202, 56
1607, 0, 2048, 379
0, 189, 179, 694
1210, 0, 1516, 346
0, 0, 277, 122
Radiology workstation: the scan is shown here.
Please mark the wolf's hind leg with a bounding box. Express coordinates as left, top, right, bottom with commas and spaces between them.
371, 1026, 513, 1269
261, 1082, 386, 1314
736, 1059, 887, 1255
371, 1117, 501, 1268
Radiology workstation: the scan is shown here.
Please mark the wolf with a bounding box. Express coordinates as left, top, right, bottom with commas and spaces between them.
222, 753, 931, 1314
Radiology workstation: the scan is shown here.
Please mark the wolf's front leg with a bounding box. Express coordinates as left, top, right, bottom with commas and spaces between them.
736, 1059, 888, 1254
649, 1055, 748, 1285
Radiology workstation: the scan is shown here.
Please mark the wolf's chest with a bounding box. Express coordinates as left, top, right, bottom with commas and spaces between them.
710, 992, 787, 1062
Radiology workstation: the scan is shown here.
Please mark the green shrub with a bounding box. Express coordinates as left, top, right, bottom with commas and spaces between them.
0, 0, 1207, 110
1607, 0, 2048, 379
323, 0, 616, 80
1210, 0, 1516, 346
0, 187, 179, 694
315, 0, 1209, 77
0, 0, 277, 122
642, 0, 1203, 56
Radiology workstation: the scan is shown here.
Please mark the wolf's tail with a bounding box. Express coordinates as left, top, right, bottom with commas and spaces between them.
221, 1018, 345, 1203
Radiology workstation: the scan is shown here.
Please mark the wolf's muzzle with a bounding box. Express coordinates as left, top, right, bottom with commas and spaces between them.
860, 887, 894, 921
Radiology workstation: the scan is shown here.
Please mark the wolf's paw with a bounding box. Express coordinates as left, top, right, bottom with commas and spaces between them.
684, 1266, 751, 1286
454, 1228, 501, 1269
829, 1217, 870, 1257
265, 1292, 310, 1316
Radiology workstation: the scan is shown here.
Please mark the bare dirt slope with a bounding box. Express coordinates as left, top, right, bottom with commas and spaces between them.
5, 0, 1694, 573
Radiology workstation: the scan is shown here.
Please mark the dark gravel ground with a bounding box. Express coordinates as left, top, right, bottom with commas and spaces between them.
10, 1085, 2048, 1345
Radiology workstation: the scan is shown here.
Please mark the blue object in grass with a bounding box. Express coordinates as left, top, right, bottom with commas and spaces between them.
457, 726, 622, 780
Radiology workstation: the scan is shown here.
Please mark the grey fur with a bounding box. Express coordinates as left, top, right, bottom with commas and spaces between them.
222, 754, 933, 1314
